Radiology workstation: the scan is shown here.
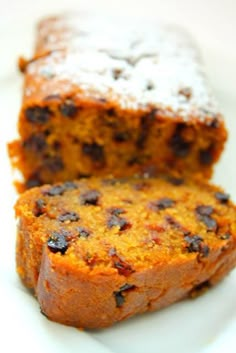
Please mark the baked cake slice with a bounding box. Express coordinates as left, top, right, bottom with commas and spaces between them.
15, 176, 236, 328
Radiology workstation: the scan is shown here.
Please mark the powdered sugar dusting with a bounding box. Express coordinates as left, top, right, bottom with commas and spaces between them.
27, 14, 219, 116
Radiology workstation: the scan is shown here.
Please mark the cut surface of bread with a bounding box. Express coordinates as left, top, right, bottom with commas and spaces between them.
15, 176, 236, 328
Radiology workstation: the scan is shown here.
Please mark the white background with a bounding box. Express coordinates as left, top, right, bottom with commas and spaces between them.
0, 1, 236, 352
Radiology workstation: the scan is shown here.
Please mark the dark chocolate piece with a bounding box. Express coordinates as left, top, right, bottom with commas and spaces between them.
80, 189, 101, 205
195, 205, 217, 231
44, 156, 64, 172
113, 283, 135, 307
25, 106, 52, 124
26, 174, 42, 189
23, 134, 47, 153
58, 211, 80, 222
178, 87, 192, 99
136, 110, 156, 149
169, 124, 191, 157
77, 226, 91, 238
60, 99, 78, 118
34, 198, 46, 217
44, 184, 65, 196
82, 143, 105, 163
113, 131, 130, 142
199, 146, 214, 165
149, 197, 174, 211
215, 192, 230, 204
184, 235, 209, 257
107, 215, 131, 231
63, 181, 78, 190
47, 231, 68, 254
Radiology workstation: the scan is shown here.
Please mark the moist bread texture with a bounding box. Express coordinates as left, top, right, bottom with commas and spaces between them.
15, 176, 236, 328
9, 14, 227, 190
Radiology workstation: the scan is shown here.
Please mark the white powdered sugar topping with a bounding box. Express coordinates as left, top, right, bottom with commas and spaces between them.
28, 14, 219, 116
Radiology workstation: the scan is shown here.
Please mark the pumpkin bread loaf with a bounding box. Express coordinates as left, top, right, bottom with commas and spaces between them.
9, 14, 227, 190
15, 176, 236, 328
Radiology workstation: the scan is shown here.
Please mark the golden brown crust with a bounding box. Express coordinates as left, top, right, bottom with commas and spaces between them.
15, 176, 236, 328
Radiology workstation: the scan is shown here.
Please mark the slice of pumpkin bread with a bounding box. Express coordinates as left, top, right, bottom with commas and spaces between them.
15, 176, 236, 328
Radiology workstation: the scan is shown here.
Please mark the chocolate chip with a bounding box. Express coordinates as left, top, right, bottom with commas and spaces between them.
113, 131, 130, 142
196, 205, 214, 216
146, 82, 155, 90
112, 68, 123, 80
47, 232, 68, 254
44, 184, 65, 196
44, 156, 64, 172
196, 205, 217, 231
80, 190, 101, 205
200, 244, 210, 257
178, 87, 192, 99
215, 192, 230, 204
193, 280, 210, 292
136, 110, 156, 149
25, 106, 52, 124
208, 118, 220, 128
60, 99, 78, 118
107, 215, 131, 231
107, 207, 126, 216
23, 134, 47, 153
166, 176, 184, 186
113, 284, 135, 307
149, 197, 174, 211
190, 280, 211, 298
77, 226, 91, 238
169, 124, 191, 157
107, 108, 115, 116
58, 211, 79, 222
185, 235, 203, 252
34, 199, 46, 217
201, 216, 217, 231
185, 235, 209, 257
199, 147, 213, 165
26, 174, 42, 189
82, 143, 105, 163
63, 181, 78, 190
114, 292, 125, 307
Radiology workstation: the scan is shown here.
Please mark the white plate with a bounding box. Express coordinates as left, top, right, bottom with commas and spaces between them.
1, 2, 236, 352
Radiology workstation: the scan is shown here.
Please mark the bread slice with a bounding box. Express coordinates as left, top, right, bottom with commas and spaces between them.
15, 176, 236, 328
